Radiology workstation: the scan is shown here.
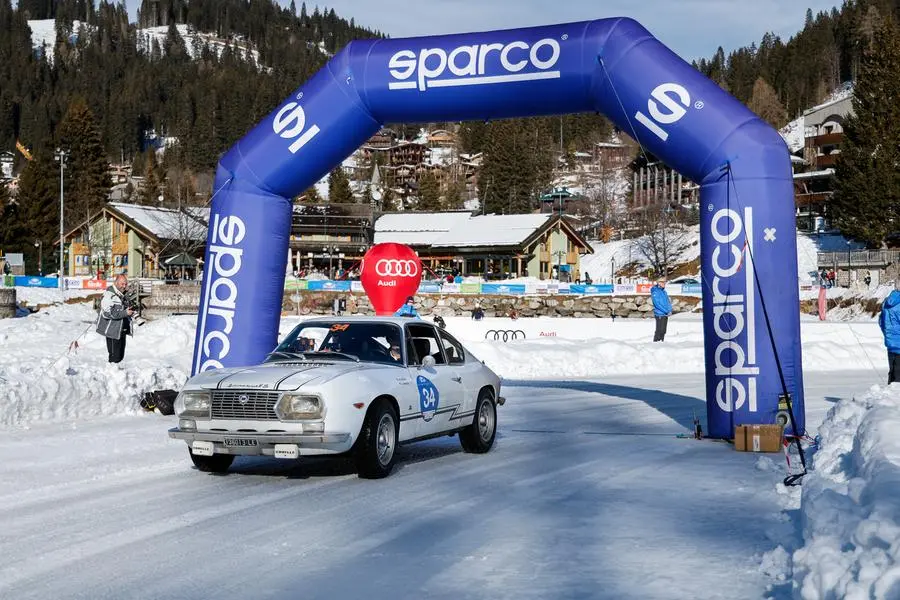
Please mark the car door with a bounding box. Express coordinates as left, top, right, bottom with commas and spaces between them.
436, 328, 480, 424
405, 323, 464, 438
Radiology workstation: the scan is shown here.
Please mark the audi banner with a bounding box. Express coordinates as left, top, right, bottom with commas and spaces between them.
307, 280, 351, 292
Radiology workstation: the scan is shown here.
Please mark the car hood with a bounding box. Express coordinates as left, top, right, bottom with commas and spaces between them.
189, 361, 374, 392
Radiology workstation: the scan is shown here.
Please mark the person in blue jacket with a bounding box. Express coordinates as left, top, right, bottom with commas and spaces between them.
395, 296, 419, 318
879, 280, 900, 383
650, 278, 672, 342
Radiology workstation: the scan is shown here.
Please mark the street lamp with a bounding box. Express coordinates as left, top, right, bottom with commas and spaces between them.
323, 245, 340, 277
34, 240, 42, 275
54, 148, 69, 290
846, 240, 852, 287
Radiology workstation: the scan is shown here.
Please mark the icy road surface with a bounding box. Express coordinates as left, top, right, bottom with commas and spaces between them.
0, 371, 875, 600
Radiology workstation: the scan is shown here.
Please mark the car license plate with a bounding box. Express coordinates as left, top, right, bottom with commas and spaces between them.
224, 437, 258, 447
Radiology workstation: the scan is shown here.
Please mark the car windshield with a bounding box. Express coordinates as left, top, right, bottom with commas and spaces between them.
268, 321, 405, 366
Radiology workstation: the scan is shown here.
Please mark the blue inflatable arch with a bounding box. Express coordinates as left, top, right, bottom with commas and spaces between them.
192, 17, 804, 438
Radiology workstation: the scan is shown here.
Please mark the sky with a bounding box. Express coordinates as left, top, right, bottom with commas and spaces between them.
124, 0, 843, 61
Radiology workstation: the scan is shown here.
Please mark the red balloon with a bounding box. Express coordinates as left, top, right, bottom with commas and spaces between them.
360, 243, 422, 315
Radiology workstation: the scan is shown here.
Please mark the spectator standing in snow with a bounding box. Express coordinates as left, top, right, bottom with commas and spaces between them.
395, 296, 418, 318
96, 274, 134, 363
650, 278, 672, 342
472, 302, 485, 321
879, 280, 900, 384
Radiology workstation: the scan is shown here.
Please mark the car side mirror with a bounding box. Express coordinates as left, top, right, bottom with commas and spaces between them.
420, 355, 436, 369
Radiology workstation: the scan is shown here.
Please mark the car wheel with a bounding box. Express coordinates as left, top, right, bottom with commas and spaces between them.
355, 401, 398, 479
189, 449, 234, 473
459, 390, 497, 454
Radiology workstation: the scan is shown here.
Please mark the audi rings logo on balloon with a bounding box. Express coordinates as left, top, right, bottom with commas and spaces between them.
485, 330, 526, 342
375, 259, 419, 277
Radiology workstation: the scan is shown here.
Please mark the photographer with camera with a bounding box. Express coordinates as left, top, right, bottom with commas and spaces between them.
96, 274, 135, 363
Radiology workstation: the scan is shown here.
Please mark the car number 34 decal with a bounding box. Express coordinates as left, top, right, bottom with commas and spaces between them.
416, 376, 440, 422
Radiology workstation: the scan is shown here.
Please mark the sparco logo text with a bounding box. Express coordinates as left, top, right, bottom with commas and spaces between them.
197, 214, 246, 372
635, 82, 691, 142
388, 38, 561, 92
273, 101, 321, 154
709, 207, 758, 413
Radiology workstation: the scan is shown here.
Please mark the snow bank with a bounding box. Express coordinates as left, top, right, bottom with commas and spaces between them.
0, 303, 194, 429
790, 385, 900, 599
582, 225, 701, 282
450, 315, 885, 380
587, 228, 863, 287
780, 116, 805, 153
13, 286, 100, 308
0, 310, 889, 430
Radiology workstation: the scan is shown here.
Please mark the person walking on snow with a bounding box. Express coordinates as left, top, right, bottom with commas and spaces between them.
96, 274, 134, 363
879, 280, 900, 383
651, 278, 672, 342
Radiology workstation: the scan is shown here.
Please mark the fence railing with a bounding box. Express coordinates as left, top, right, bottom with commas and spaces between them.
817, 250, 900, 268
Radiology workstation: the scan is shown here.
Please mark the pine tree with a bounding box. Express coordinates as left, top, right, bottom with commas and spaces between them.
15, 145, 60, 268
481, 118, 554, 214
142, 150, 162, 204
0, 179, 22, 258
748, 77, 787, 128
381, 186, 399, 211
302, 185, 320, 203
327, 167, 353, 203
416, 170, 441, 211
56, 98, 112, 231
832, 18, 900, 247
444, 179, 467, 210
480, 120, 521, 214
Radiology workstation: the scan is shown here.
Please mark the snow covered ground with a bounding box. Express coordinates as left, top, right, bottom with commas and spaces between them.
0, 304, 898, 598
585, 227, 863, 286
784, 385, 900, 599
582, 226, 701, 282
13, 285, 101, 307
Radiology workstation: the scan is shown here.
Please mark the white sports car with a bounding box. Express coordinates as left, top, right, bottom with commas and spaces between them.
168, 316, 504, 478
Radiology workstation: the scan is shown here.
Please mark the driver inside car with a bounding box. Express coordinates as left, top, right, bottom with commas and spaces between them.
383, 330, 403, 363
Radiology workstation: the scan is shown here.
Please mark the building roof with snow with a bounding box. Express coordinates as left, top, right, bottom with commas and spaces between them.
374, 211, 591, 252
108, 203, 208, 241
373, 211, 473, 246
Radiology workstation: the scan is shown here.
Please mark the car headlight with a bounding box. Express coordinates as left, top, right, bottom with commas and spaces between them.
175, 390, 211, 418
276, 394, 324, 421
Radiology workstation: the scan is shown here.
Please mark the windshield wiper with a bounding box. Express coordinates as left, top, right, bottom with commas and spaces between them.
302, 351, 360, 362
265, 350, 307, 362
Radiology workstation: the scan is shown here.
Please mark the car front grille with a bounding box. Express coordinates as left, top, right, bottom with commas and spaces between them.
211, 390, 280, 420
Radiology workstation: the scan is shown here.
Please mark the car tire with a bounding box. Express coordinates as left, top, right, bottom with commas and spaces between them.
355, 401, 398, 479
459, 390, 497, 454
189, 449, 234, 473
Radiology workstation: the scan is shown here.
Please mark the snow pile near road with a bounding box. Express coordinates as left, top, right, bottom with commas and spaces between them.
788, 385, 900, 599
0, 309, 889, 430
0, 303, 194, 429
13, 286, 100, 307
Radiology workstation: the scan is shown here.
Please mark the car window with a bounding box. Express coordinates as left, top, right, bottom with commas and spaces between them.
271, 322, 404, 365
438, 330, 465, 365
406, 323, 446, 365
